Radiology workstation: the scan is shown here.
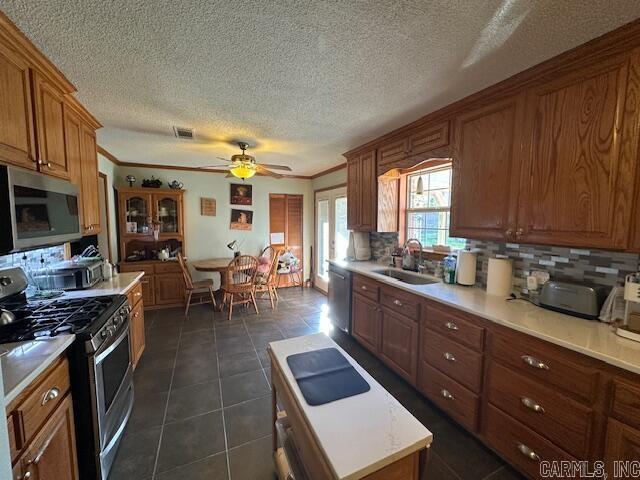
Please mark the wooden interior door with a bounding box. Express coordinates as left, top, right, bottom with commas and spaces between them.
517, 51, 640, 249
269, 194, 304, 287
0, 42, 36, 169
450, 95, 523, 241
32, 72, 69, 179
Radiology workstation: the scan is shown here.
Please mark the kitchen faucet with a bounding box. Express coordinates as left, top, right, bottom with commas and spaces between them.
402, 238, 423, 272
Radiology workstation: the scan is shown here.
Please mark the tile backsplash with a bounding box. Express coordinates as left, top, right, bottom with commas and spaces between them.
467, 240, 640, 290
0, 245, 66, 273
369, 232, 399, 259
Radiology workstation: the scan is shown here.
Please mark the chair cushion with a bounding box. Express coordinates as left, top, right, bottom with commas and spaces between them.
192, 278, 214, 288
257, 255, 271, 274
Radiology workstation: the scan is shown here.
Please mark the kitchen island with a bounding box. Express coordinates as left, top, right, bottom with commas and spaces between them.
268, 333, 432, 480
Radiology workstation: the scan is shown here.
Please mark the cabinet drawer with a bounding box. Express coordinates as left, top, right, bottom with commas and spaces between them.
422, 329, 483, 392
484, 405, 576, 480
13, 357, 70, 445
119, 262, 154, 274
490, 332, 599, 404
380, 286, 421, 321
155, 261, 181, 273
487, 362, 593, 458
126, 281, 143, 308
353, 275, 380, 302
611, 379, 640, 430
7, 414, 18, 461
418, 363, 479, 432
424, 303, 485, 351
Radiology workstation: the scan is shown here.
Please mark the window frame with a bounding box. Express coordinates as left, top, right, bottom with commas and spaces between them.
405, 164, 453, 248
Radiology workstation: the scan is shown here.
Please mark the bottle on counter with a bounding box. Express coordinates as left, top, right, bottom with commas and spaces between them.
442, 255, 457, 284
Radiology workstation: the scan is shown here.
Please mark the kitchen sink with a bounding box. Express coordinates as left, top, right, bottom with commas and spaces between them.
372, 269, 439, 285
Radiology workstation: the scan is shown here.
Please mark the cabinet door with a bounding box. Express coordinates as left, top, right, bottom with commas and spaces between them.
377, 137, 408, 169
154, 273, 185, 305
0, 43, 36, 169
380, 308, 419, 384
80, 124, 100, 234
450, 96, 523, 241
141, 275, 156, 306
32, 72, 69, 179
21, 394, 78, 480
518, 51, 640, 248
130, 300, 145, 368
347, 159, 360, 230
352, 294, 381, 354
63, 105, 85, 228
605, 419, 640, 473
153, 194, 182, 236
122, 192, 153, 236
359, 150, 377, 231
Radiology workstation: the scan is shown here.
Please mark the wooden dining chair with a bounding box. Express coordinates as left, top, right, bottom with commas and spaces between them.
255, 246, 284, 309
177, 253, 217, 316
222, 255, 259, 321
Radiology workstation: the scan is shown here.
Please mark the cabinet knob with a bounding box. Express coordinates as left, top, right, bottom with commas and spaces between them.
515, 228, 524, 237
517, 443, 540, 462
393, 299, 403, 307
443, 352, 457, 362
520, 396, 545, 414
445, 321, 458, 331
41, 386, 60, 405
521, 355, 549, 370
361, 285, 368, 291
505, 229, 513, 236
441, 389, 454, 400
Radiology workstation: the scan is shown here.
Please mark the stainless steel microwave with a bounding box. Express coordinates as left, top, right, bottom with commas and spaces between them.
0, 165, 81, 254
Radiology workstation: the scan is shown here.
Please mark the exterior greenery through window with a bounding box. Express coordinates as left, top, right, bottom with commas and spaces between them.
406, 165, 465, 249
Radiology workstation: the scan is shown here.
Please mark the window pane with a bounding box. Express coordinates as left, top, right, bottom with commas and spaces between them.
429, 169, 451, 190
334, 197, 348, 261
427, 189, 450, 208
317, 200, 329, 278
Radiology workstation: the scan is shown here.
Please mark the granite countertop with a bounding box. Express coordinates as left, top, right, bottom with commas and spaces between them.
2, 335, 75, 406
330, 259, 640, 375
269, 333, 432, 480
61, 271, 145, 299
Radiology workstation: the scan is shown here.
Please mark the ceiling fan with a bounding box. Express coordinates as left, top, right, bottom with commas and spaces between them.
200, 142, 292, 179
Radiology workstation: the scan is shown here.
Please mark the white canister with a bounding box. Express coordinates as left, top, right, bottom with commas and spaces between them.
486, 258, 513, 296
456, 250, 477, 286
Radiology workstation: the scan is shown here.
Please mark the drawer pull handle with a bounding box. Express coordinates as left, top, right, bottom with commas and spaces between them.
361, 285, 368, 291
521, 396, 545, 414
517, 443, 540, 462
393, 299, 403, 306
445, 321, 458, 331
135, 291, 142, 297
41, 387, 60, 405
521, 355, 549, 370
443, 352, 457, 362
21, 472, 32, 479
441, 389, 454, 400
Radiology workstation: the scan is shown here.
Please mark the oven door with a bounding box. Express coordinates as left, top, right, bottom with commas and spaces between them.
93, 321, 134, 451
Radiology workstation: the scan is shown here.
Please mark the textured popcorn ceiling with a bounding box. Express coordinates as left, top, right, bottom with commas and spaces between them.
2, 1, 640, 175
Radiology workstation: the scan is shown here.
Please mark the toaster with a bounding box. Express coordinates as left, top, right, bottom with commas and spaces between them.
539, 280, 608, 319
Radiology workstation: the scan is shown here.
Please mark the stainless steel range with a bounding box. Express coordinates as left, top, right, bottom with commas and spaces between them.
0, 267, 133, 480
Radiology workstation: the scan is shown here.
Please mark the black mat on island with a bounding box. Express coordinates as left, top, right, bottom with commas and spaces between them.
286, 347, 370, 406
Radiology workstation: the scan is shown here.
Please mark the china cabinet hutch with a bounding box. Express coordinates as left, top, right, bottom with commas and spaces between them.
116, 187, 186, 309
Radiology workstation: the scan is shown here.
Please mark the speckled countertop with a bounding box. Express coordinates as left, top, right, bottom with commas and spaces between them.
330, 260, 640, 375
269, 333, 432, 480
61, 272, 144, 299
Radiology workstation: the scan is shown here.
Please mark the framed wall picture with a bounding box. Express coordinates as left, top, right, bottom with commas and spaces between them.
230, 209, 253, 231
230, 184, 252, 205
200, 197, 216, 216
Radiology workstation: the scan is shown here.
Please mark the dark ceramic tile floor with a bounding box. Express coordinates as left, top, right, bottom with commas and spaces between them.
109, 288, 524, 480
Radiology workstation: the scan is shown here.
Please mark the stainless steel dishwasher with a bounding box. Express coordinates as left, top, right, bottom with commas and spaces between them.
328, 263, 352, 333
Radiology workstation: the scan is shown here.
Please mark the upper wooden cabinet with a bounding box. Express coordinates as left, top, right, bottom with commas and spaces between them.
0, 42, 36, 170
377, 137, 407, 170
450, 96, 524, 241
32, 71, 70, 179
347, 150, 377, 231
517, 51, 640, 249
407, 121, 449, 158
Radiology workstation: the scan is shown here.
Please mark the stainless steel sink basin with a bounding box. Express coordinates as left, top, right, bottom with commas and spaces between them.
372, 269, 439, 285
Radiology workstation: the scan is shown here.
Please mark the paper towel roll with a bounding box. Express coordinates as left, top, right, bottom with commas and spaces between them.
486, 258, 513, 296
456, 251, 477, 286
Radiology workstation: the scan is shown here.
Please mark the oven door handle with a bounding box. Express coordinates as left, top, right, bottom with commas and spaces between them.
95, 322, 130, 364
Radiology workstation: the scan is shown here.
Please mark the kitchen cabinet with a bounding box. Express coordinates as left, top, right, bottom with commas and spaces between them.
32, 71, 70, 179
450, 96, 524, 242
380, 307, 419, 384
605, 419, 640, 476
346, 150, 377, 231
127, 282, 146, 368
517, 50, 640, 249
154, 273, 185, 305
352, 292, 381, 354
119, 262, 184, 310
0, 41, 36, 170
376, 137, 407, 170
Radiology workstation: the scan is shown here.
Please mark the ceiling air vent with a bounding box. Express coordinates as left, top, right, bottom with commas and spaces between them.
173, 126, 194, 140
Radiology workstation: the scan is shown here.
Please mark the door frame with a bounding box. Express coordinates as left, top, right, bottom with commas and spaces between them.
313, 183, 347, 293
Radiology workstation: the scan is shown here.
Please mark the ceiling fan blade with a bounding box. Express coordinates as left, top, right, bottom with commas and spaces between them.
217, 156, 231, 161
256, 165, 283, 179
199, 164, 231, 169
258, 163, 292, 171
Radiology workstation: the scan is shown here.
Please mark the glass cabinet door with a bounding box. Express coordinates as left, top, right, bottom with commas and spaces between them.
125, 195, 152, 235
153, 195, 181, 234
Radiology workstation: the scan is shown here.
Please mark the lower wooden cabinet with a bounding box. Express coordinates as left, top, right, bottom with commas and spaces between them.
352, 293, 381, 354
17, 394, 78, 480
130, 299, 145, 368
605, 419, 640, 476
380, 308, 418, 384
154, 273, 185, 305
120, 262, 184, 309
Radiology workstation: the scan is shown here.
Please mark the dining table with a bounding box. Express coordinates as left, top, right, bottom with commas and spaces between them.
192, 258, 234, 311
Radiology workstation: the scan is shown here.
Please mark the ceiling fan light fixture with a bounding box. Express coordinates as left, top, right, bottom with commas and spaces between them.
230, 163, 257, 179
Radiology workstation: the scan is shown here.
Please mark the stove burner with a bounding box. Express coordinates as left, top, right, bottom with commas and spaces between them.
0, 295, 124, 343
